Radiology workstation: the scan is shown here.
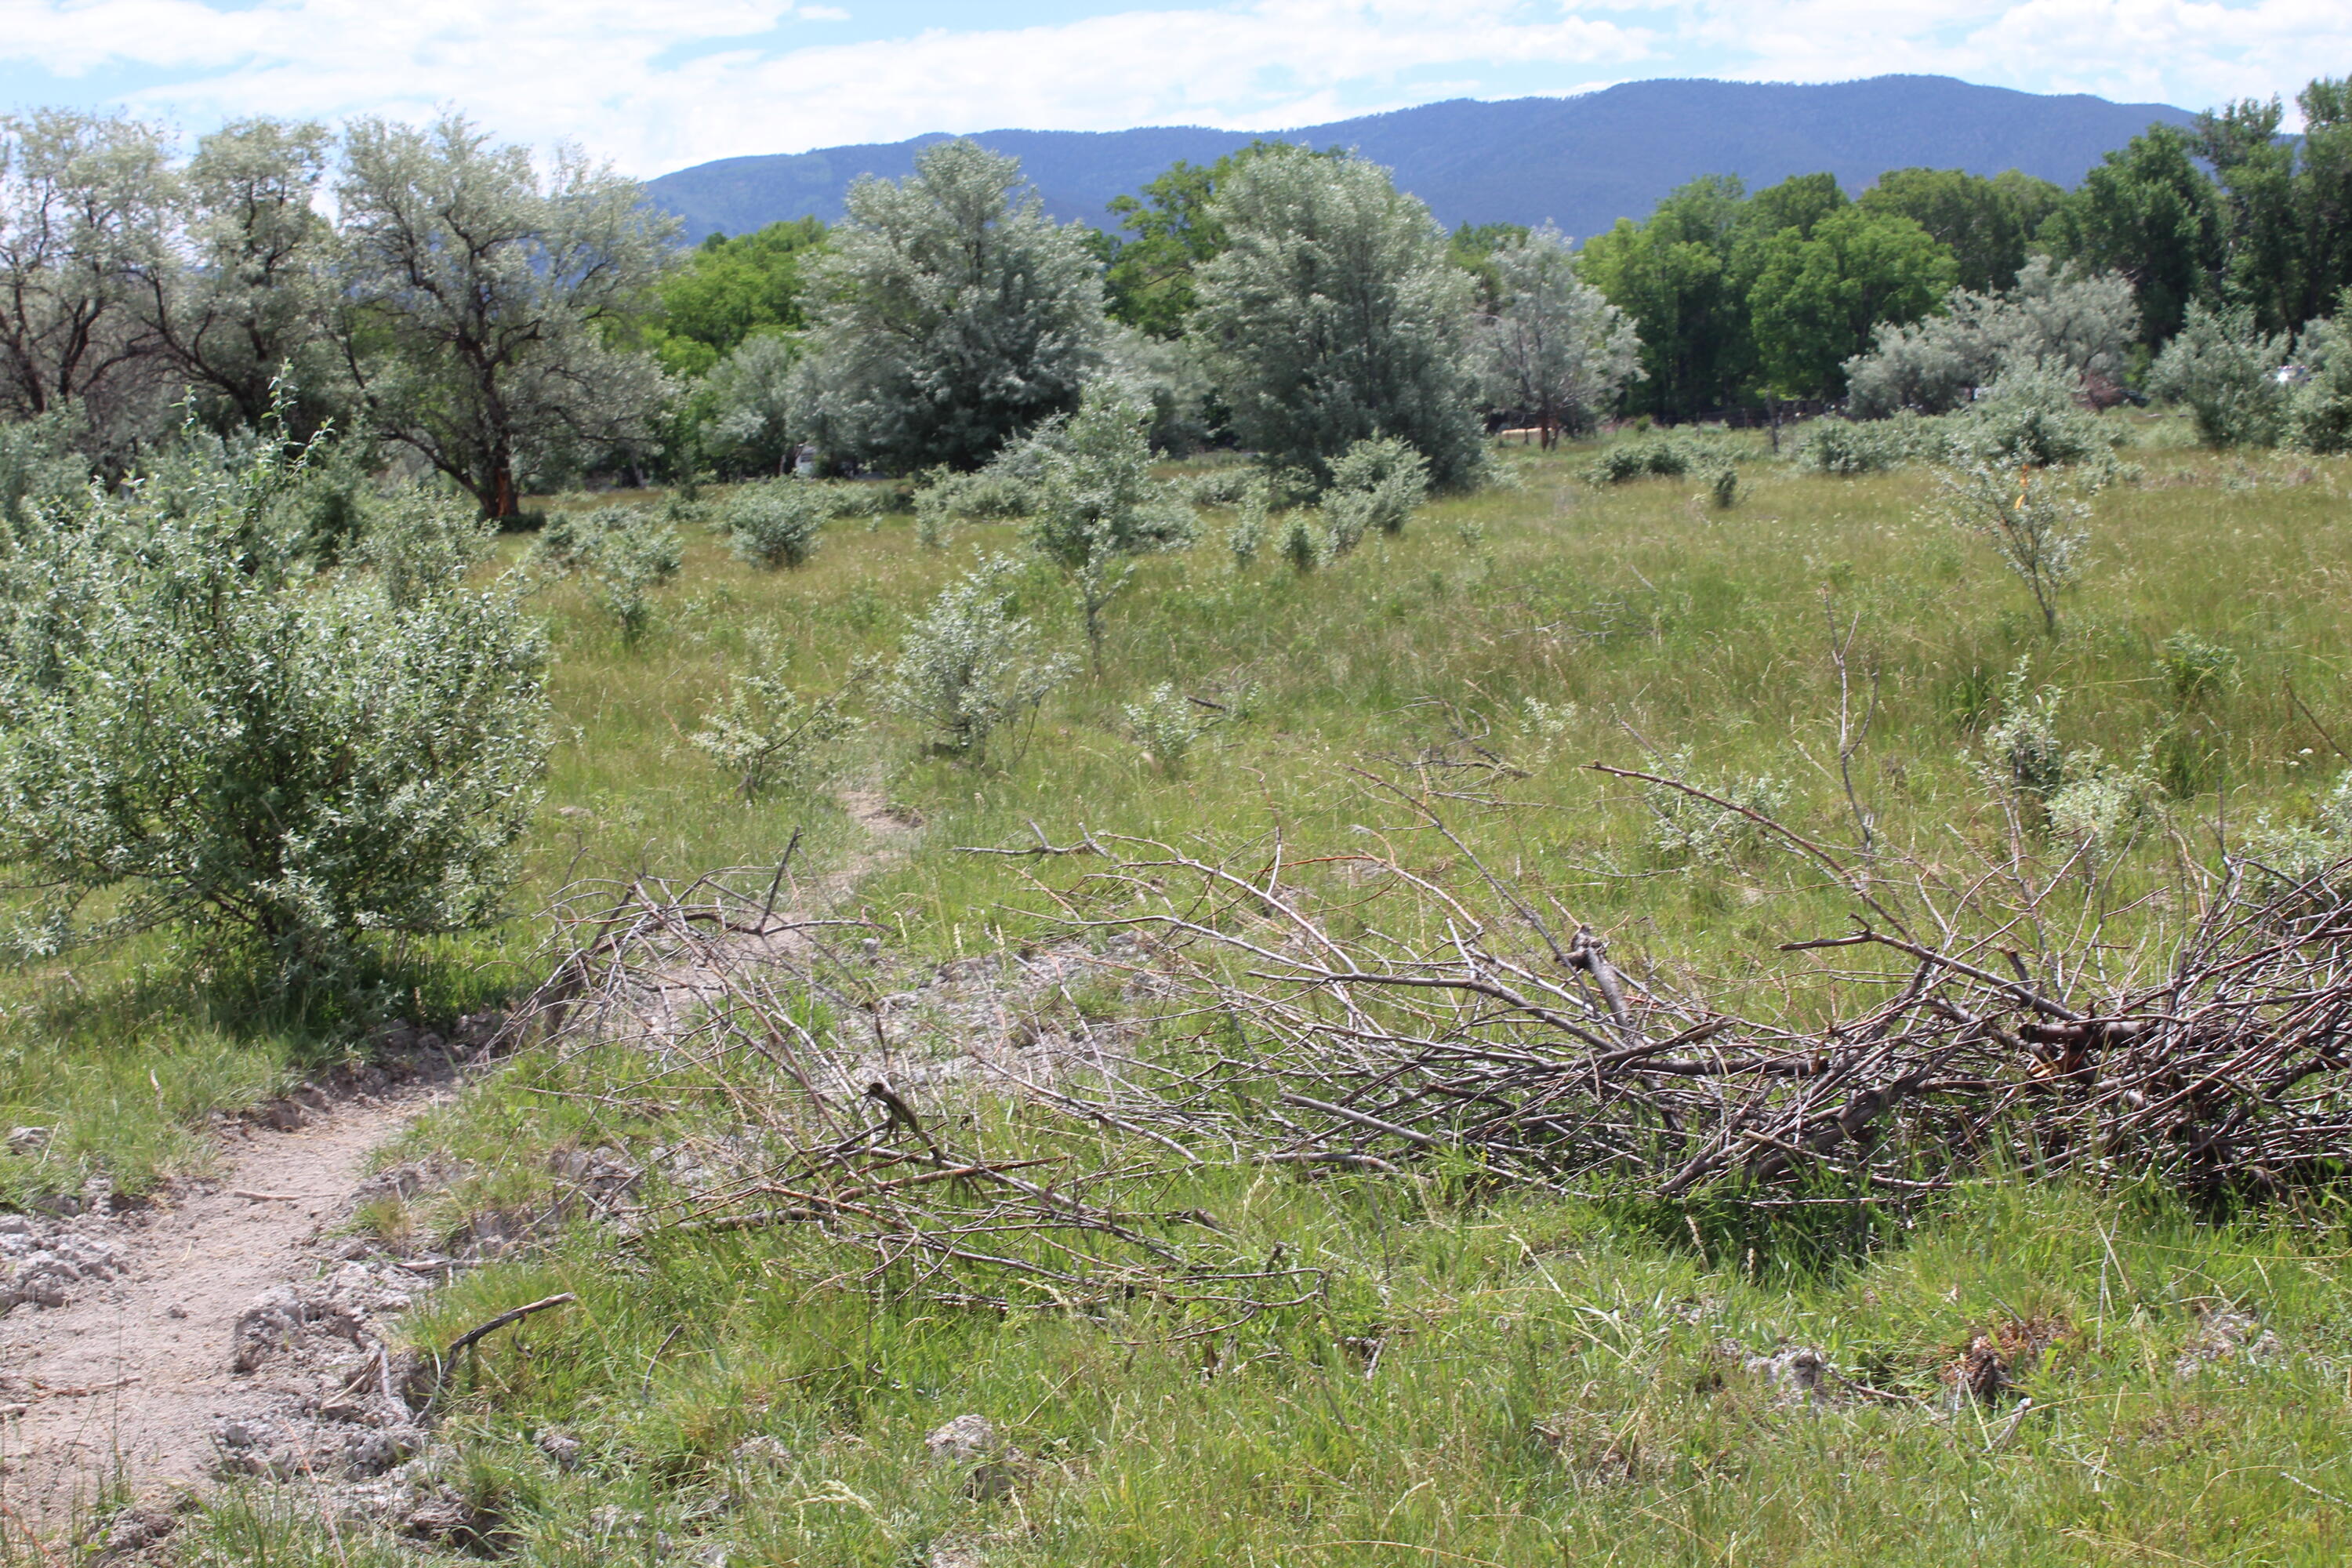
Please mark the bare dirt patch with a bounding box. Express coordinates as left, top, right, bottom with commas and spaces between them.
0, 1066, 455, 1540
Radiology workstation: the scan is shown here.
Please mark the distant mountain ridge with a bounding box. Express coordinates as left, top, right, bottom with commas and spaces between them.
644, 75, 2197, 245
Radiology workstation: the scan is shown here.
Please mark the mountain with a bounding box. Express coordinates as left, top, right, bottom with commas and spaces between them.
644, 74, 2197, 245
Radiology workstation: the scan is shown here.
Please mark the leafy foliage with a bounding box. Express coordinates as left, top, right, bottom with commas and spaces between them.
886, 557, 1074, 761
1471, 225, 1643, 443
2150, 301, 2291, 447
528, 506, 682, 641
691, 637, 858, 800
794, 140, 1107, 474
1189, 145, 1484, 491
1022, 392, 1197, 654
720, 480, 826, 569
1928, 463, 2091, 634
0, 433, 546, 987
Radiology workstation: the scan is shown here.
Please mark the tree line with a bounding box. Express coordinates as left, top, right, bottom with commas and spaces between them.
2, 78, 2346, 512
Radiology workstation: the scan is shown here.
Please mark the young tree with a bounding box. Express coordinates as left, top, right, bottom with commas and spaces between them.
1189, 145, 1483, 490
794, 140, 1108, 474
1024, 390, 1196, 659
1472, 225, 1642, 445
1748, 206, 1958, 400
1929, 463, 2091, 636
2149, 300, 2291, 446
335, 115, 676, 517
0, 111, 175, 454
139, 118, 345, 440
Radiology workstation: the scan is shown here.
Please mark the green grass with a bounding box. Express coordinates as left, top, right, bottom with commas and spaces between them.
18, 415, 2352, 1559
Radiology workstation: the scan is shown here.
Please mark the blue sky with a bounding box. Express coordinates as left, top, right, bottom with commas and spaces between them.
0, 2, 2342, 176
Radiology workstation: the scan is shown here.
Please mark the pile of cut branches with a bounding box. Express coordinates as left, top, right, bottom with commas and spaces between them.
1004, 771, 2352, 1207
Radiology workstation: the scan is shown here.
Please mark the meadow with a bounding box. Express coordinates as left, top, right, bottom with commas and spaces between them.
18, 411, 2352, 1563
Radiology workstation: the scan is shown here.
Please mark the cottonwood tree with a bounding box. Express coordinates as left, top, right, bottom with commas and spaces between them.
1748, 205, 1958, 401
335, 115, 674, 517
794, 140, 1107, 474
1472, 225, 1642, 445
0, 111, 175, 456
1578, 176, 1755, 423
1189, 145, 1483, 490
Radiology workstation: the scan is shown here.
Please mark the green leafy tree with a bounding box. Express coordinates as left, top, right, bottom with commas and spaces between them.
336, 114, 677, 517
648, 218, 826, 377
2045, 125, 2223, 347
0, 430, 548, 988
1748, 206, 1958, 400
795, 140, 1108, 474
1858, 167, 2065, 295
2298, 79, 2352, 327
2198, 97, 2305, 336
1580, 176, 1754, 422
1189, 145, 1483, 490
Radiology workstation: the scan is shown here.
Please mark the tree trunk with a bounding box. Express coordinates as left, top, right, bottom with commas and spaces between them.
492, 459, 517, 519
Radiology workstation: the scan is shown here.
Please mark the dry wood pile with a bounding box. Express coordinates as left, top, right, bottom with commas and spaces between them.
1008, 772, 2352, 1207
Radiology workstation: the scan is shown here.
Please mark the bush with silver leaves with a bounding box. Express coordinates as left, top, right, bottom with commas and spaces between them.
0, 437, 547, 990
887, 557, 1074, 762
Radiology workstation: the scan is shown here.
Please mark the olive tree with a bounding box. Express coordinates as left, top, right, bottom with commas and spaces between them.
140, 118, 347, 440
1472, 225, 1642, 445
1188, 146, 1484, 490
0, 111, 176, 458
0, 433, 548, 986
2149, 300, 2290, 446
336, 115, 675, 517
1845, 258, 2139, 417
794, 140, 1108, 474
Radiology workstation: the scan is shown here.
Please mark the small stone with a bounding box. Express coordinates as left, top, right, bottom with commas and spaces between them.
536, 1430, 583, 1471
216, 1419, 266, 1450
729, 1433, 792, 1472
923, 1414, 997, 1465
165, 1303, 187, 1319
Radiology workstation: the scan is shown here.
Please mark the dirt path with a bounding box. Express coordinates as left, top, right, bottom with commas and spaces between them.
0, 789, 921, 1544
0, 1081, 447, 1537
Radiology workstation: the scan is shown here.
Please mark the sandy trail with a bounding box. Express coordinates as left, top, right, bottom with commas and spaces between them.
0, 789, 918, 1544
0, 1083, 445, 1536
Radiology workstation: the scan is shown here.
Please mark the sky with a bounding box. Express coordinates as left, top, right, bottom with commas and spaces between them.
0, 1, 2343, 176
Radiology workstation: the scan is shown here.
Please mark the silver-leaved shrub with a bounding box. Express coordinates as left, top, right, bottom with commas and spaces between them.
0, 437, 548, 989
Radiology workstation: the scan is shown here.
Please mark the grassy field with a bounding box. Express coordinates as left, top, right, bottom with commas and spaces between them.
18, 411, 2352, 1562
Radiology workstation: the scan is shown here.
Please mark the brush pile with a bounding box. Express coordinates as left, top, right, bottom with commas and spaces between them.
1007, 775, 2352, 1207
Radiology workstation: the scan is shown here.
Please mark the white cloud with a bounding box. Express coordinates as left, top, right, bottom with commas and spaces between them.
0, 0, 2337, 172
